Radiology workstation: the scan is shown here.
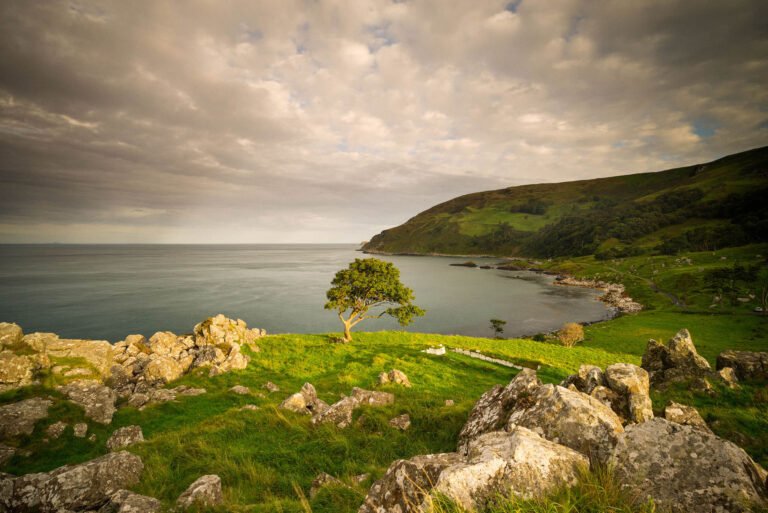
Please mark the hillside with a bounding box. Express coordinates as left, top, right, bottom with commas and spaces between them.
362, 146, 768, 258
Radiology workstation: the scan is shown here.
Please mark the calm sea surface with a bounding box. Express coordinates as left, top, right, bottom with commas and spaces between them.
0, 244, 611, 341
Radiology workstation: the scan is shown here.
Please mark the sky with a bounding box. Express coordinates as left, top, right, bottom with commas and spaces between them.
0, 1, 766, 244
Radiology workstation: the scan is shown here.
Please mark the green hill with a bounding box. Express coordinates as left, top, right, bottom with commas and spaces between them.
362, 146, 768, 258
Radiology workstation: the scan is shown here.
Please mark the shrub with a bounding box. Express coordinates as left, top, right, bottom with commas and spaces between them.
557, 322, 584, 348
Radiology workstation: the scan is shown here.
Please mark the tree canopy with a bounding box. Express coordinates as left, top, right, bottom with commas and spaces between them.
325, 258, 425, 342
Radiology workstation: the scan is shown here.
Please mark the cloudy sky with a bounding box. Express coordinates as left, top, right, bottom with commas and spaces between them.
0, 1, 766, 243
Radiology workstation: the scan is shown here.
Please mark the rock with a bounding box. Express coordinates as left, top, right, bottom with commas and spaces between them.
310, 472, 345, 498
73, 423, 88, 438
192, 345, 225, 368
506, 384, 624, 464
718, 366, 740, 388
46, 421, 67, 440
664, 401, 710, 431
20, 332, 58, 352
106, 425, 144, 451
423, 345, 446, 355
194, 314, 263, 350
279, 383, 328, 415
0, 351, 39, 391
358, 453, 464, 513
263, 381, 279, 392
149, 388, 176, 403
604, 363, 653, 423
0, 397, 53, 439
142, 356, 183, 384
351, 387, 394, 406
0, 451, 143, 513
456, 368, 542, 454
148, 331, 184, 358
352, 473, 369, 485
240, 404, 259, 411
0, 443, 15, 466
126, 393, 149, 409
229, 385, 250, 395
58, 380, 117, 424
642, 329, 711, 386
378, 369, 412, 387
105, 365, 131, 390
609, 418, 768, 513
716, 350, 768, 381
63, 367, 92, 377
0, 322, 23, 348
44, 337, 114, 377
174, 386, 207, 396
426, 428, 588, 511
176, 474, 223, 509
312, 396, 359, 428
97, 489, 161, 513
389, 414, 411, 431
560, 365, 605, 394
445, 399, 455, 406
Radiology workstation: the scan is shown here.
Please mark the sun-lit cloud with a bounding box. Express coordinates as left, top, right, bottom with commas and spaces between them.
0, 0, 766, 243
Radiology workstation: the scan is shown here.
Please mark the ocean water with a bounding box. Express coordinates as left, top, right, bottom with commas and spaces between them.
0, 244, 611, 341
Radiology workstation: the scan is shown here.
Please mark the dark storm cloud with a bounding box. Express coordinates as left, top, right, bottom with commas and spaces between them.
0, 0, 766, 242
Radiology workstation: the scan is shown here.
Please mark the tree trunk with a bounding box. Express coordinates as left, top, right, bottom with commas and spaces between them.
343, 321, 353, 342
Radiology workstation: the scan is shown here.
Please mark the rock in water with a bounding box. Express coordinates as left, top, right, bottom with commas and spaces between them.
106, 425, 144, 451
0, 451, 143, 513
176, 474, 223, 509
716, 350, 768, 381
97, 489, 161, 513
457, 368, 541, 454
609, 418, 768, 513
0, 397, 52, 439
58, 379, 117, 424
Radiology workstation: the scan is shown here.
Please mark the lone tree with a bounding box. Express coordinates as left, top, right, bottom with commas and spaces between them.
489, 318, 507, 339
325, 258, 425, 342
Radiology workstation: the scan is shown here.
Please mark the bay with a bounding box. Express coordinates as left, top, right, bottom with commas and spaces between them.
0, 244, 611, 341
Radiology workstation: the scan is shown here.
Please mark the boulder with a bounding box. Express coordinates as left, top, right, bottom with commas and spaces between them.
194, 314, 263, 350
0, 451, 143, 513
73, 423, 88, 438
0, 351, 39, 391
106, 425, 144, 451
263, 381, 280, 392
609, 418, 768, 513
229, 385, 250, 395
312, 396, 359, 428
663, 401, 710, 432
20, 332, 58, 352
142, 356, 184, 384
604, 363, 653, 423
718, 367, 740, 388
0, 397, 53, 439
176, 474, 223, 509
426, 428, 588, 511
389, 414, 411, 431
457, 368, 542, 454
560, 364, 605, 394
641, 329, 711, 386
0, 323, 23, 348
351, 387, 394, 406
192, 345, 225, 368
148, 331, 184, 358
44, 337, 114, 377
378, 369, 412, 387
279, 383, 329, 415
58, 380, 117, 424
97, 489, 161, 513
45, 421, 67, 440
506, 384, 624, 464
174, 386, 207, 396
358, 453, 464, 513
716, 350, 768, 381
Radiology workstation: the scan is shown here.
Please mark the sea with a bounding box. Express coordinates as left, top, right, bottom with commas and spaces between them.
0, 244, 612, 341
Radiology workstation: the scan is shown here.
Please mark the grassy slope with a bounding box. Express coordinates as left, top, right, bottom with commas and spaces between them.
362, 145, 768, 255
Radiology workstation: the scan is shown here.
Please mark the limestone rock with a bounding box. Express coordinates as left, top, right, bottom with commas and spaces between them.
148, 331, 184, 358
279, 383, 328, 415
358, 453, 464, 513
560, 364, 605, 394
604, 363, 653, 423
240, 404, 259, 411
609, 418, 768, 513
174, 386, 207, 396
445, 399, 455, 406
126, 393, 149, 409
506, 384, 624, 464
0, 351, 39, 391
192, 345, 225, 368
716, 350, 768, 381
378, 369, 412, 387
58, 380, 117, 424
97, 489, 161, 513
312, 396, 359, 428
176, 474, 223, 509
351, 387, 394, 406
46, 421, 67, 440
106, 425, 144, 451
641, 329, 711, 386
142, 356, 183, 384
44, 337, 114, 377
389, 413, 411, 431
310, 472, 345, 498
457, 368, 542, 454
0, 397, 53, 439
663, 401, 710, 431
194, 314, 263, 350
0, 450, 143, 513
230, 385, 250, 395
0, 443, 15, 466
718, 366, 740, 388
263, 381, 279, 392
73, 423, 88, 438
426, 428, 588, 511
0, 322, 23, 348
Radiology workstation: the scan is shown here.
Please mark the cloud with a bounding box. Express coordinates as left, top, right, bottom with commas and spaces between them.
0, 0, 766, 242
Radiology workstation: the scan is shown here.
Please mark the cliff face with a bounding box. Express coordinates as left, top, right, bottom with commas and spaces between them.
363, 146, 768, 258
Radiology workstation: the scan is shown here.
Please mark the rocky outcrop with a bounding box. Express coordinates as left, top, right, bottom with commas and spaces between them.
0, 397, 53, 439
279, 383, 329, 415
0, 351, 43, 392
58, 379, 117, 424
106, 425, 144, 451
0, 451, 143, 513
641, 329, 711, 386
176, 474, 223, 509
716, 350, 768, 381
194, 314, 264, 350
0, 322, 23, 348
553, 277, 642, 314
97, 489, 161, 513
609, 418, 768, 513
377, 369, 411, 387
